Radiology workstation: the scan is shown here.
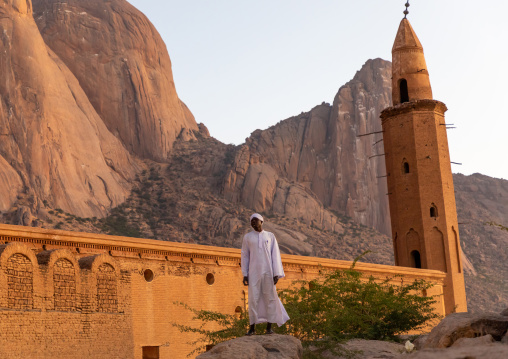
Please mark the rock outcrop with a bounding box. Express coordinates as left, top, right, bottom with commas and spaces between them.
401, 309, 508, 358
398, 345, 508, 359
223, 59, 392, 235
0, 0, 136, 218
451, 334, 495, 348
196, 334, 303, 359
454, 173, 508, 313
320, 339, 404, 359
33, 0, 202, 162
422, 311, 508, 348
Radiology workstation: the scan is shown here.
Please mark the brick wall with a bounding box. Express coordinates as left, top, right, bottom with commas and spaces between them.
0, 224, 446, 358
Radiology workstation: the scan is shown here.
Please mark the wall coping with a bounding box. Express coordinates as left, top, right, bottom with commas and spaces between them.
0, 223, 446, 282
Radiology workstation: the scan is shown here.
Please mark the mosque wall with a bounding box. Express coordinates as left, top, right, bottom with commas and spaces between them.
0, 223, 446, 359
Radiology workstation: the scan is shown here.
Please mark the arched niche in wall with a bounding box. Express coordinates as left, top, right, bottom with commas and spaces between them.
452, 226, 462, 273
53, 258, 77, 311
406, 229, 422, 268
402, 158, 410, 174
410, 250, 422, 269
79, 254, 119, 313
429, 227, 447, 273
430, 204, 438, 218
0, 243, 39, 310
37, 249, 80, 311
96, 263, 118, 313
399, 79, 409, 103
7, 253, 34, 309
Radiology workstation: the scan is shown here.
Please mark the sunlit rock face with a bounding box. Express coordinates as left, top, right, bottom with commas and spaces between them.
224, 58, 392, 235
33, 0, 201, 162
0, 0, 136, 217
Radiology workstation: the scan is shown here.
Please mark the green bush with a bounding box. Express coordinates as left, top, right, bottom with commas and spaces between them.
174, 253, 440, 358
99, 214, 142, 238
173, 302, 250, 357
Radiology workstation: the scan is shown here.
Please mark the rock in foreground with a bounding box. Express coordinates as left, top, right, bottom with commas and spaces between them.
398, 344, 508, 359
196, 334, 303, 359
319, 339, 404, 359
423, 312, 508, 348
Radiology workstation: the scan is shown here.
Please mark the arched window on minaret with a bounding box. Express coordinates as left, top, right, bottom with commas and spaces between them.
410, 250, 422, 269
399, 79, 409, 103
402, 159, 410, 174
430, 204, 438, 218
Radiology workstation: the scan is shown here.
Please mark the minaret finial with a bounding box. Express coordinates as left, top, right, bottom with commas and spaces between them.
404, 1, 410, 19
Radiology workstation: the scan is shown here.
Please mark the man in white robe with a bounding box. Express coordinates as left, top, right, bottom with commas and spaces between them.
241, 213, 290, 335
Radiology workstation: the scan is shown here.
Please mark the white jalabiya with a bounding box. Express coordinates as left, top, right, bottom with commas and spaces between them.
241, 230, 290, 326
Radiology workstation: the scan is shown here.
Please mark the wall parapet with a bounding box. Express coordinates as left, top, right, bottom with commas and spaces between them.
0, 223, 446, 283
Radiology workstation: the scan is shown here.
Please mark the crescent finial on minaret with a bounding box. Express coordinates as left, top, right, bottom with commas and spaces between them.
404, 1, 410, 19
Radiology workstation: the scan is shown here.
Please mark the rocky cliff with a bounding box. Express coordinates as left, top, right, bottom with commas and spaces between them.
0, 0, 136, 218
454, 173, 508, 313
33, 0, 202, 162
224, 58, 392, 235
0, 0, 206, 221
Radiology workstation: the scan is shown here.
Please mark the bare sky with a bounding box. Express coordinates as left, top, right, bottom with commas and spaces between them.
128, 0, 508, 180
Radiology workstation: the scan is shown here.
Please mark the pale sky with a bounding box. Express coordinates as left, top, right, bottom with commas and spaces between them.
128, 0, 508, 181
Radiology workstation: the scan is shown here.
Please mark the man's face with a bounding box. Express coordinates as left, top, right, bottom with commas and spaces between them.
251, 218, 263, 232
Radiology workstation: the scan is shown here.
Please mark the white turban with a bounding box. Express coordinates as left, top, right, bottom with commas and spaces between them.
250, 213, 264, 222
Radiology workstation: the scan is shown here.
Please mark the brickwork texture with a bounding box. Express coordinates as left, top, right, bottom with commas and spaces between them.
0, 224, 447, 359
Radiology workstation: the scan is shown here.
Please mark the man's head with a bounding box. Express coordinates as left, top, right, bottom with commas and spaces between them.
250, 213, 264, 232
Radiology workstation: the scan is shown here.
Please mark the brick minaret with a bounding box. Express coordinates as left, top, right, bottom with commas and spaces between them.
380, 19, 467, 314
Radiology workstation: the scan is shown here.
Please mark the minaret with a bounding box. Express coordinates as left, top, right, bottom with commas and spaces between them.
380, 16, 467, 314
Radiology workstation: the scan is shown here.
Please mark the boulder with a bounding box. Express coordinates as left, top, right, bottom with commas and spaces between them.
413, 335, 428, 350
196, 334, 303, 359
502, 333, 508, 344
501, 308, 508, 316
320, 339, 404, 358
451, 334, 495, 348
15, 207, 33, 227
263, 222, 313, 256
423, 312, 508, 348
397, 344, 508, 359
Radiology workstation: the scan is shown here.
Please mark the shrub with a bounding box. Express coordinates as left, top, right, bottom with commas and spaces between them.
174, 253, 440, 357
277, 259, 440, 356
173, 302, 249, 357
99, 214, 142, 238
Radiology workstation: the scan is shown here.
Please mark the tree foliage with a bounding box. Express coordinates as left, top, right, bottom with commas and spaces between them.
174, 254, 441, 357
172, 301, 250, 357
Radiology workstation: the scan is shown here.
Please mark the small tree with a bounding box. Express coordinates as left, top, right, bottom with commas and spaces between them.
276, 258, 440, 356
174, 254, 440, 357
173, 301, 250, 357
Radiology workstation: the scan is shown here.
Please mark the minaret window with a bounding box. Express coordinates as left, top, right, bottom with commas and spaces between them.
430, 204, 438, 218
402, 160, 410, 174
400, 79, 409, 103
410, 250, 422, 269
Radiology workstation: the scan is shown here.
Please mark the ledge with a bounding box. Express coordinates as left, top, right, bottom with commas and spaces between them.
381, 99, 447, 120
0, 223, 446, 282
